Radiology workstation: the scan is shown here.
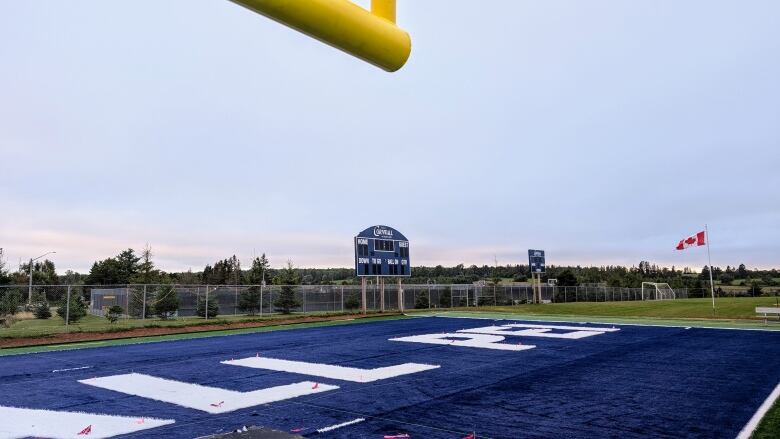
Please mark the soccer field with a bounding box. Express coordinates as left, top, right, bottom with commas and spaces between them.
2, 315, 779, 438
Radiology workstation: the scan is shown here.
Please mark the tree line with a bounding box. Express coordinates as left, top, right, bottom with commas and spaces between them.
1, 247, 778, 290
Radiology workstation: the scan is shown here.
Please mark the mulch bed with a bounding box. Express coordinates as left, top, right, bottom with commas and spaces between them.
0, 313, 399, 349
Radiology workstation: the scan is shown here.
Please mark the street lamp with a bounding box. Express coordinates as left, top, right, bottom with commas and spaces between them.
28, 251, 56, 304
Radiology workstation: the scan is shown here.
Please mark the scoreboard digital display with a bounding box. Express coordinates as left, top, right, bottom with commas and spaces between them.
528, 249, 546, 273
355, 225, 410, 277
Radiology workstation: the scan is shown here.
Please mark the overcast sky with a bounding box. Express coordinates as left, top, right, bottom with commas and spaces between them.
1, 0, 778, 273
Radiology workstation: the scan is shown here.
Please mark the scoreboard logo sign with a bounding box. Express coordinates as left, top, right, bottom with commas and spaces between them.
373, 227, 394, 238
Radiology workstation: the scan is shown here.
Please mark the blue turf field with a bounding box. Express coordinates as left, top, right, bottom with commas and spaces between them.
2, 316, 780, 438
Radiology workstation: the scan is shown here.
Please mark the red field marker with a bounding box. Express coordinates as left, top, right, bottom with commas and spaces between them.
77, 424, 92, 435
210, 401, 225, 407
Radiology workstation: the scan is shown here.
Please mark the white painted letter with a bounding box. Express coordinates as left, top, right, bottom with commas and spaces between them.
79, 373, 337, 414
222, 357, 439, 383
389, 333, 535, 351
0, 406, 174, 439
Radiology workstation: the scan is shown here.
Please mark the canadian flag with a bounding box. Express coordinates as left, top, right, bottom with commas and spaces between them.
676, 231, 706, 250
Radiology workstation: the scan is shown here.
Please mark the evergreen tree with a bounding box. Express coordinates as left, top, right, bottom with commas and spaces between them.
116, 248, 141, 282
0, 289, 21, 327
238, 286, 263, 315
154, 284, 180, 319
196, 295, 219, 318
438, 286, 452, 308
414, 293, 429, 309
247, 254, 270, 285
557, 270, 579, 287
33, 301, 52, 319
273, 261, 301, 314
132, 244, 159, 284
0, 248, 10, 285
344, 293, 360, 312
56, 294, 87, 323
106, 305, 123, 323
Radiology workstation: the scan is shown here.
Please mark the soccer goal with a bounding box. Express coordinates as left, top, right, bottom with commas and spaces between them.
641, 282, 676, 300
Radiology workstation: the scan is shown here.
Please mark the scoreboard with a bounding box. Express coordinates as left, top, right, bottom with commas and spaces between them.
355, 225, 410, 277
528, 249, 546, 273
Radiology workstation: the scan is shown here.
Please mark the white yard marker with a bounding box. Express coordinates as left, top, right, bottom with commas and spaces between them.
390, 333, 536, 351
222, 357, 439, 383
52, 366, 93, 373
79, 373, 337, 414
0, 406, 174, 439
316, 417, 366, 433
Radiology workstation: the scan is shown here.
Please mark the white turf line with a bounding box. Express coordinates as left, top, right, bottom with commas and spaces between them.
79, 373, 338, 414
316, 417, 366, 433
222, 357, 440, 383
0, 406, 174, 439
413, 313, 780, 332
736, 381, 780, 439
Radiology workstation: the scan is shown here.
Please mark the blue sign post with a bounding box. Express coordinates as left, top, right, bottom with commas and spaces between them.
355, 225, 410, 313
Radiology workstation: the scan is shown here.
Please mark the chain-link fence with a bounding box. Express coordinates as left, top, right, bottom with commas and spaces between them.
2, 282, 779, 337
3, 283, 779, 320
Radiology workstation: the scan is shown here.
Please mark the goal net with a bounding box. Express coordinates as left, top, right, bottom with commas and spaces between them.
641, 282, 676, 300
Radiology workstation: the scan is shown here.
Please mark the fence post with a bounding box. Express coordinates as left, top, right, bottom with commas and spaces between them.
235, 285, 238, 315
65, 285, 71, 327
125, 285, 130, 320
260, 284, 264, 317
341, 286, 344, 312
205, 284, 209, 320
303, 286, 307, 314
142, 285, 147, 320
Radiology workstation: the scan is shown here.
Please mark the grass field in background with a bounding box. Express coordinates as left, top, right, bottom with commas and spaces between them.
0, 310, 361, 339
4, 297, 780, 339
455, 297, 780, 320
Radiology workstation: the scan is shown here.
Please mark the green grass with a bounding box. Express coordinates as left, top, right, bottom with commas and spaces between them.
0, 310, 367, 339
0, 314, 409, 356
448, 297, 780, 321
754, 398, 780, 439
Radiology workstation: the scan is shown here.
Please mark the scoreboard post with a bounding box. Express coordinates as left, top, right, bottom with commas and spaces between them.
355, 225, 410, 314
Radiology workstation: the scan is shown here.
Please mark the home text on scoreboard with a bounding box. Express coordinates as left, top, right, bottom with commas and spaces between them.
355, 225, 410, 277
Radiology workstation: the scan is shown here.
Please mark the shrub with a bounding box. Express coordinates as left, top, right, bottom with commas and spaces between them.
106, 305, 123, 323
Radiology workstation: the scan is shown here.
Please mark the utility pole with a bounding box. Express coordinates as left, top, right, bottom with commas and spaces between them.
27, 251, 56, 304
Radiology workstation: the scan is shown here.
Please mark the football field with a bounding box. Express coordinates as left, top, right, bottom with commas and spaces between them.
2, 315, 780, 438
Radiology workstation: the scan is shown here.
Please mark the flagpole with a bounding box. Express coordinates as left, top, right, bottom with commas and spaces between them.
705, 224, 715, 310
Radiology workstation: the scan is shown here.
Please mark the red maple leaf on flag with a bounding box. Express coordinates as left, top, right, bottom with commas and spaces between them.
676, 231, 706, 250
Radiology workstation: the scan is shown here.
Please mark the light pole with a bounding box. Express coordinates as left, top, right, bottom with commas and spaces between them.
28, 251, 56, 304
